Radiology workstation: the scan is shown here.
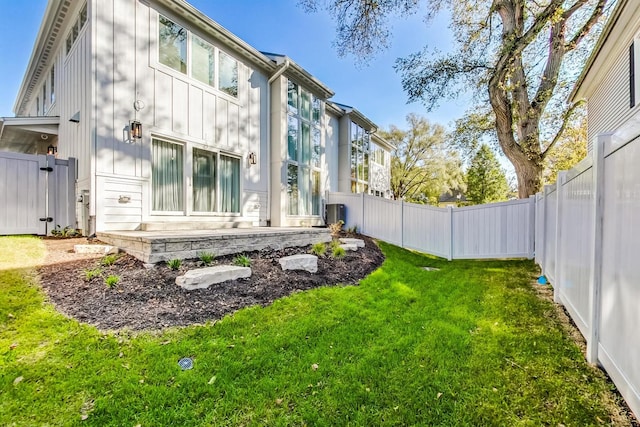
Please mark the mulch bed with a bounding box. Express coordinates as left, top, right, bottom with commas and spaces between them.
38, 235, 384, 331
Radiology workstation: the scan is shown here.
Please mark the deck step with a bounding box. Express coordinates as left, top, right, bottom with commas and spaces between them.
140, 221, 253, 231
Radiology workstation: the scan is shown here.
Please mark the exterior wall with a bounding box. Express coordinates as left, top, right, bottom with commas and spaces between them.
337, 115, 352, 193
324, 112, 340, 194
576, 0, 640, 152
91, 0, 269, 231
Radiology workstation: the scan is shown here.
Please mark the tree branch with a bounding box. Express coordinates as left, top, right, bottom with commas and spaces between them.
541, 100, 585, 159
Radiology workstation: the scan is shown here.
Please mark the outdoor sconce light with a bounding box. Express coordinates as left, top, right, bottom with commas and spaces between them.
130, 120, 142, 140
47, 144, 57, 155
248, 151, 257, 165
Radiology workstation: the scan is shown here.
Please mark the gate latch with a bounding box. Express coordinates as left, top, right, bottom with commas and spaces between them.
39, 217, 53, 222
40, 167, 53, 172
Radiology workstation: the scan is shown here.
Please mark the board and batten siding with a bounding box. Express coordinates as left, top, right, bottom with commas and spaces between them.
92, 0, 269, 231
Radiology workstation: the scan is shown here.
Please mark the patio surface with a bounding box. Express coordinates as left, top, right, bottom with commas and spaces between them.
97, 227, 332, 263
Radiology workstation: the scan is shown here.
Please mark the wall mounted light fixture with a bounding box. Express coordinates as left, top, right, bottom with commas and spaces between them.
47, 144, 57, 155
248, 151, 257, 165
130, 120, 142, 140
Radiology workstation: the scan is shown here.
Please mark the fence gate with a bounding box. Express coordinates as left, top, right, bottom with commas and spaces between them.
0, 151, 76, 235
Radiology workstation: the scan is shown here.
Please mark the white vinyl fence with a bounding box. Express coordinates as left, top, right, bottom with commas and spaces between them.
327, 192, 535, 260
536, 132, 640, 418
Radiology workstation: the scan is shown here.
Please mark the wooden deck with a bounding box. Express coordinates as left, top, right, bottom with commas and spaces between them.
97, 227, 332, 264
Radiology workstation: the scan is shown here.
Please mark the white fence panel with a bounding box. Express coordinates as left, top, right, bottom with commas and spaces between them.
452, 199, 534, 259
535, 193, 545, 265
362, 196, 402, 246
599, 137, 640, 417
402, 203, 450, 258
556, 160, 594, 337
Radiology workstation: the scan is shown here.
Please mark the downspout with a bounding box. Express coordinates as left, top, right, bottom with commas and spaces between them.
266, 59, 290, 227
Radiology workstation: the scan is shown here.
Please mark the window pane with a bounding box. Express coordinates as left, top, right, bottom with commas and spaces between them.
364, 150, 369, 182
287, 164, 299, 215
220, 155, 240, 213
301, 122, 311, 165
191, 35, 214, 86
351, 144, 357, 179
193, 149, 216, 212
218, 51, 238, 97
152, 139, 184, 211
80, 4, 87, 28
312, 127, 321, 168
159, 16, 187, 74
300, 167, 310, 216
66, 34, 72, 53
287, 80, 298, 114
72, 18, 79, 41
288, 116, 298, 161
312, 96, 321, 124
50, 67, 55, 104
300, 90, 311, 120
312, 171, 321, 216
42, 83, 47, 112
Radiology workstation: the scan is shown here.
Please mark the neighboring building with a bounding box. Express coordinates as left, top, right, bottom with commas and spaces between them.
571, 0, 640, 152
0, 0, 391, 234
437, 190, 466, 208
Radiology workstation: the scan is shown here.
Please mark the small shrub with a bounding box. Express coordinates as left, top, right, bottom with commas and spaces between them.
51, 225, 79, 238
104, 275, 120, 288
167, 258, 182, 270
199, 252, 215, 265
332, 246, 346, 259
83, 267, 103, 281
310, 242, 326, 256
330, 239, 341, 250
233, 254, 251, 267
328, 220, 344, 237
347, 225, 358, 235
100, 254, 119, 267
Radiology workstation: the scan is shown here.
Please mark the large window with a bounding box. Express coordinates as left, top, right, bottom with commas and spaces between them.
50, 66, 55, 105
154, 141, 241, 214
350, 122, 370, 193
286, 80, 322, 216
152, 139, 184, 212
158, 15, 238, 97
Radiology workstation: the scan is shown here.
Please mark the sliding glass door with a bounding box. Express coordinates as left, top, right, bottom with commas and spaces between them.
152, 139, 184, 212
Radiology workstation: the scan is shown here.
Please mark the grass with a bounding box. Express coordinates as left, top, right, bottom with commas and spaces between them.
167, 258, 182, 270
0, 237, 624, 426
233, 253, 251, 267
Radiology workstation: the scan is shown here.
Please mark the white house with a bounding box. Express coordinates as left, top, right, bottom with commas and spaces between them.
571, 0, 640, 151
1, 0, 392, 234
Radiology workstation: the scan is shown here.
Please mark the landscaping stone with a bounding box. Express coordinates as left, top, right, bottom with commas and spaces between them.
422, 267, 440, 271
74, 244, 118, 255
176, 265, 252, 290
339, 238, 365, 248
340, 244, 358, 251
279, 254, 318, 273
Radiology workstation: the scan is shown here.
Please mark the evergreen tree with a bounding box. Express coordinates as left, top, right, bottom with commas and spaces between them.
466, 145, 509, 205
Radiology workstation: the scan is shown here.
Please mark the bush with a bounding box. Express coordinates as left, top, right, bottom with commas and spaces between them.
233, 254, 251, 267
310, 242, 327, 256
328, 220, 344, 237
104, 275, 120, 288
332, 246, 346, 259
167, 259, 182, 270
199, 252, 216, 265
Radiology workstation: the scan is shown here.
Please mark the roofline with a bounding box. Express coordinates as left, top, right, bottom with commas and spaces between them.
570, 0, 628, 102
371, 132, 396, 151
329, 102, 378, 132
14, 0, 71, 115
262, 53, 334, 99
157, 0, 277, 73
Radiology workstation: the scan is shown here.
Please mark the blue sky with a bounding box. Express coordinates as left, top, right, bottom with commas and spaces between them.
0, 0, 470, 131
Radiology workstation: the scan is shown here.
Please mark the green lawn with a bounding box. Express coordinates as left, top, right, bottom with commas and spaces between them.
0, 237, 622, 426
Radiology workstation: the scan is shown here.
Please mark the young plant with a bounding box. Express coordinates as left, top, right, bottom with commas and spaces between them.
100, 254, 119, 267
167, 258, 182, 270
347, 225, 359, 235
233, 254, 251, 267
331, 246, 346, 259
328, 220, 344, 237
83, 267, 103, 281
310, 242, 327, 256
330, 239, 341, 250
199, 252, 216, 265
104, 275, 120, 288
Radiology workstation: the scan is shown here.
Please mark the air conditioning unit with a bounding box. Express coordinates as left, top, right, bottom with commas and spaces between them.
326, 203, 346, 224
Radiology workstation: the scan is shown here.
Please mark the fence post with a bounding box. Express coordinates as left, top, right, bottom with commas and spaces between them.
361, 192, 365, 234
447, 206, 453, 261
401, 199, 405, 249
553, 171, 567, 303
587, 133, 609, 364
528, 195, 536, 259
